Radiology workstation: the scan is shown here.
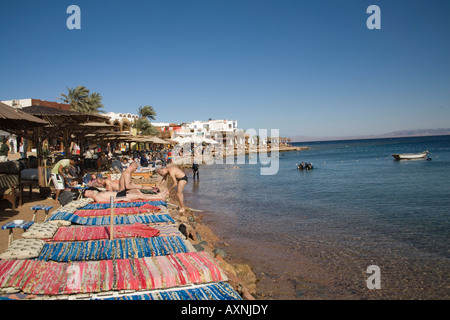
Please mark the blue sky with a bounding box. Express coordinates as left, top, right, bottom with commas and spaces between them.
1, 0, 449, 140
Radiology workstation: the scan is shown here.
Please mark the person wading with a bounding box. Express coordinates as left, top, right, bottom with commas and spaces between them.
155, 166, 188, 213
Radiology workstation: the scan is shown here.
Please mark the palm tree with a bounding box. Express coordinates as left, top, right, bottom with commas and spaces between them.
134, 118, 160, 136
134, 105, 159, 136
85, 92, 104, 114
59, 86, 89, 111
137, 105, 156, 120
59, 86, 104, 114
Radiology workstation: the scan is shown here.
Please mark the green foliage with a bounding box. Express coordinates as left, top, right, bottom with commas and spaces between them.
133, 105, 159, 136
137, 105, 156, 120
134, 117, 160, 136
59, 86, 104, 114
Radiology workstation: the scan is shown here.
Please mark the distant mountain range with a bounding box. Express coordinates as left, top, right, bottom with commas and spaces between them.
291, 128, 450, 143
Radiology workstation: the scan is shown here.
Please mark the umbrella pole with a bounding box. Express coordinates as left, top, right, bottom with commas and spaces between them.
44, 158, 48, 187
34, 127, 46, 188
110, 196, 114, 240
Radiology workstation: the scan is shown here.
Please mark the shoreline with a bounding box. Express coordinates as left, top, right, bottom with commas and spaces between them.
1, 147, 308, 300
1, 147, 305, 300
165, 177, 257, 300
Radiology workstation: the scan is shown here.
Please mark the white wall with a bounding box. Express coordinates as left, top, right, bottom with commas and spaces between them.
1, 99, 33, 108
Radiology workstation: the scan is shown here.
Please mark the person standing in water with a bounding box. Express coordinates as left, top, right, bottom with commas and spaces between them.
155, 166, 188, 213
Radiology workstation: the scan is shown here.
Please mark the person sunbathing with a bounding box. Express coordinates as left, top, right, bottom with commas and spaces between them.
83, 189, 167, 203
119, 161, 160, 195
96, 176, 120, 191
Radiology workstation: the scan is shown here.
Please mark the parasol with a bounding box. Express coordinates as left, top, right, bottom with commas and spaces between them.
0, 102, 48, 132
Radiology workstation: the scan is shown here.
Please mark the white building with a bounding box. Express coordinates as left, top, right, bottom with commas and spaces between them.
104, 112, 139, 133
176, 119, 248, 147
1, 99, 33, 108
151, 122, 171, 127
179, 119, 238, 136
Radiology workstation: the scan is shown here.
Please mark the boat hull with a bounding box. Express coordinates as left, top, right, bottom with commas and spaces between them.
392, 152, 428, 160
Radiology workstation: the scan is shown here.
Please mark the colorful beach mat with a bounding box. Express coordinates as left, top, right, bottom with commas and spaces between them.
38, 236, 190, 262
0, 252, 227, 295
52, 224, 182, 241
74, 206, 161, 217
95, 282, 241, 300
47, 212, 175, 225
1, 282, 242, 300
79, 200, 166, 210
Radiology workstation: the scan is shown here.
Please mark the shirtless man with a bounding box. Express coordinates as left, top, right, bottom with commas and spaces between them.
96, 176, 120, 191
155, 166, 188, 213
83, 189, 167, 203
119, 162, 156, 194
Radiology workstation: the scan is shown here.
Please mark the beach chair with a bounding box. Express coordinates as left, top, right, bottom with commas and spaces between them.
31, 205, 53, 222
0, 161, 23, 209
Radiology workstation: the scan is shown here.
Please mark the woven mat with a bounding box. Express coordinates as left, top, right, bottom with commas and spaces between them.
0, 252, 227, 295
0, 282, 241, 300
38, 236, 190, 262
74, 205, 161, 217
94, 282, 241, 300
79, 200, 166, 210
52, 224, 182, 241
47, 212, 175, 225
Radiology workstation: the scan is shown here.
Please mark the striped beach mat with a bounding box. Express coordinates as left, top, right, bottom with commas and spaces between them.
38, 236, 190, 262
52, 224, 182, 241
94, 282, 242, 300
74, 206, 161, 217
79, 200, 166, 210
0, 252, 227, 295
47, 212, 175, 225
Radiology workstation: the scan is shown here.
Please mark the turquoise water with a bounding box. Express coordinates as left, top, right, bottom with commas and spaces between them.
184, 135, 450, 299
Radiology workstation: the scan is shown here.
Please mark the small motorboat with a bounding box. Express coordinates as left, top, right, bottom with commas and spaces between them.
297, 162, 313, 170
392, 151, 429, 160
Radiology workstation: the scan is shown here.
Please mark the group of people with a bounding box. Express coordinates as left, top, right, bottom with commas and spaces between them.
297, 162, 313, 170
85, 149, 173, 173
0, 137, 27, 162
132, 149, 172, 168
51, 156, 189, 213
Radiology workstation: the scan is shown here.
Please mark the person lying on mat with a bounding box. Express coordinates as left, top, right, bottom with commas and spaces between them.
96, 176, 120, 191
155, 166, 188, 213
119, 162, 159, 194
83, 189, 167, 203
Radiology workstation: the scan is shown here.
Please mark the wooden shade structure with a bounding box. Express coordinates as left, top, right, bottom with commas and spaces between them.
147, 136, 170, 144
0, 102, 48, 139
21, 105, 110, 151
20, 105, 111, 187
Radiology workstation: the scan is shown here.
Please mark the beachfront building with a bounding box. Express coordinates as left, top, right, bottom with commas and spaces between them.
104, 112, 139, 134
151, 122, 182, 141
1, 98, 71, 111
180, 119, 238, 136
175, 119, 248, 147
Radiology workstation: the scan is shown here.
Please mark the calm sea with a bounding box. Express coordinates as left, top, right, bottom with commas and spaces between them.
184, 135, 450, 299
